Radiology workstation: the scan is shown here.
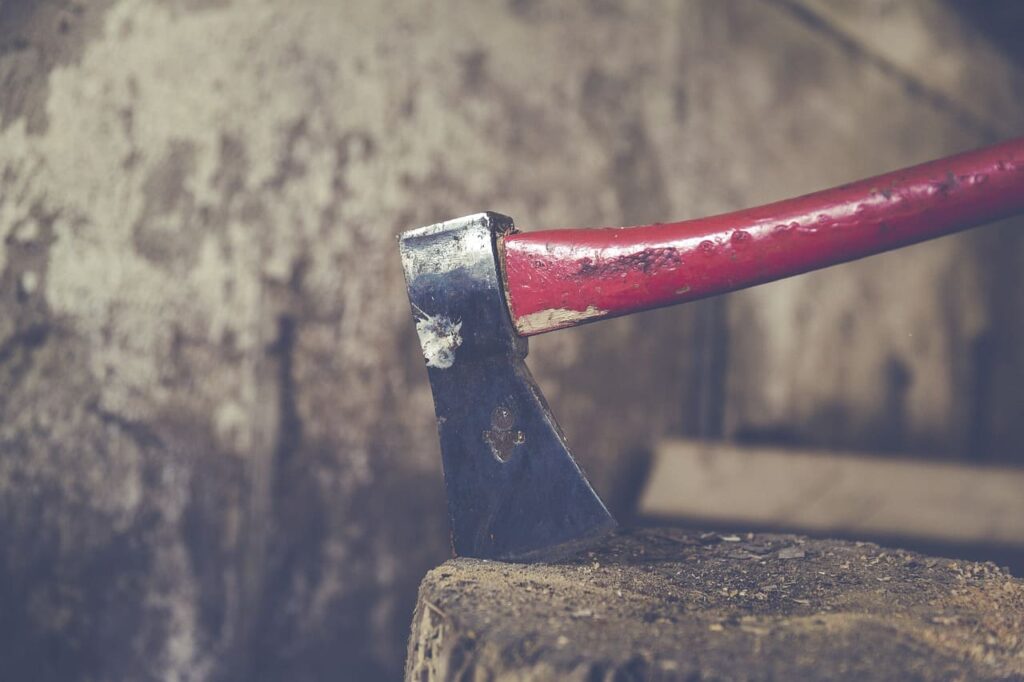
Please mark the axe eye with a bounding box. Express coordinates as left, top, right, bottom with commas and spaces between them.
483, 405, 526, 462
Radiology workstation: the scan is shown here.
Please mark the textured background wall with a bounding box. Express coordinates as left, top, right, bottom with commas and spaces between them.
0, 1, 1021, 680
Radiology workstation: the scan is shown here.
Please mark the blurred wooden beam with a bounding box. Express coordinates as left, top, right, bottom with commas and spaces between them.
641, 439, 1024, 546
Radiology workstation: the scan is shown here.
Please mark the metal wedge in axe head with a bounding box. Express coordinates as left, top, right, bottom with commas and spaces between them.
399, 137, 1024, 563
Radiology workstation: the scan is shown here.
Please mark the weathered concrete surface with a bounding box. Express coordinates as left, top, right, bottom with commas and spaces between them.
408, 528, 1024, 681
0, 2, 704, 679
1, 1, 1023, 680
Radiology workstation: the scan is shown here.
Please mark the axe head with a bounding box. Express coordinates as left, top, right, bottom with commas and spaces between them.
399, 212, 615, 562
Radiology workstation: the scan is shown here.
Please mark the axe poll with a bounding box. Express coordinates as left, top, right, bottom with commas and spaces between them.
399, 137, 1024, 562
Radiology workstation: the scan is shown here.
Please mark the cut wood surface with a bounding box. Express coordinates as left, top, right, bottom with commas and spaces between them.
407, 528, 1024, 681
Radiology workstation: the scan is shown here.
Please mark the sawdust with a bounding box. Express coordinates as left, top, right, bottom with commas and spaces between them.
407, 528, 1024, 681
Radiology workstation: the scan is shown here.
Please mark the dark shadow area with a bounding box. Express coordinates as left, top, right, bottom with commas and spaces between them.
947, 0, 1024, 65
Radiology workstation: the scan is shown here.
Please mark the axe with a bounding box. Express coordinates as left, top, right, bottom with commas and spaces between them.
398, 138, 1024, 562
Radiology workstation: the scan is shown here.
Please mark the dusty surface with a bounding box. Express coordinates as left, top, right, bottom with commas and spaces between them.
408, 528, 1024, 681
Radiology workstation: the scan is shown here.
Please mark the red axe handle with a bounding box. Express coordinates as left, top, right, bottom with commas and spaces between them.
502, 137, 1024, 336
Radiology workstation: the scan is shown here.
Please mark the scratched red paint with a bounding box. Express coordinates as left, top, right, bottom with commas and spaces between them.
502, 137, 1024, 335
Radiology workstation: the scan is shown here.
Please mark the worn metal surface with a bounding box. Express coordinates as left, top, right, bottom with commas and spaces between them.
399, 213, 614, 560
503, 138, 1024, 335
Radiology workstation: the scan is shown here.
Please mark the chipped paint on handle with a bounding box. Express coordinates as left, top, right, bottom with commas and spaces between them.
501, 137, 1024, 336
515, 305, 608, 335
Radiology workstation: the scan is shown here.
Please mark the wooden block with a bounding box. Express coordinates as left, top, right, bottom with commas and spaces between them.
407, 528, 1024, 681
641, 439, 1024, 546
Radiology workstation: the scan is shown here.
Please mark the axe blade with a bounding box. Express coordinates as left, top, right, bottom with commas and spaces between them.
399, 212, 615, 562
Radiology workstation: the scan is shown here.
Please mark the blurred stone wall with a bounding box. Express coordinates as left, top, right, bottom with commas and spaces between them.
0, 1, 1021, 680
